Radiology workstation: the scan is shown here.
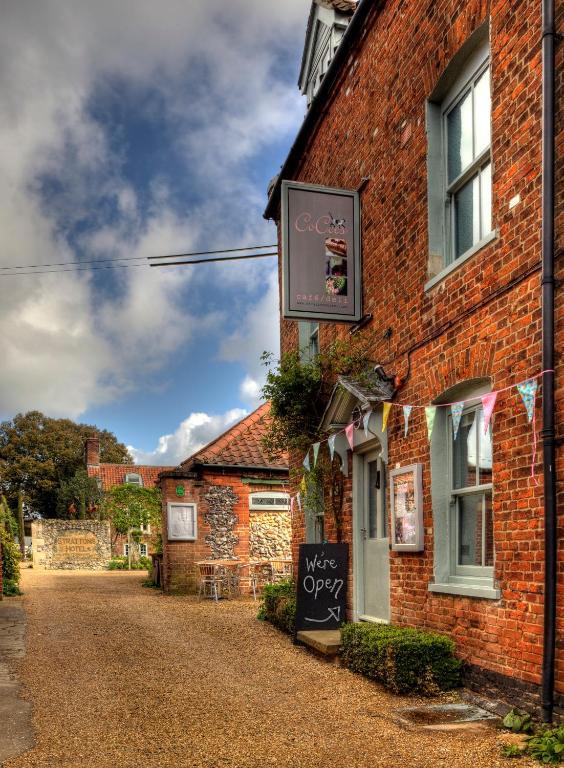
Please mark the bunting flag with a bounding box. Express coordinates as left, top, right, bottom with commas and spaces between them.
296, 492, 301, 512
300, 475, 307, 495
312, 442, 320, 467
345, 423, 355, 451
451, 401, 464, 440
481, 392, 497, 434
403, 405, 412, 437
303, 450, 310, 472
425, 406, 436, 442
517, 379, 538, 422
382, 402, 392, 432
290, 496, 295, 516
328, 434, 336, 460
363, 410, 371, 437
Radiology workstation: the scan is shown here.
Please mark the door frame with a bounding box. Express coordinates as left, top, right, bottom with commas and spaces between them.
352, 409, 389, 624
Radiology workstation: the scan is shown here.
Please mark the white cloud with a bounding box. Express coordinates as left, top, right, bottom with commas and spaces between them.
129, 408, 248, 466
0, 1, 307, 419
218, 270, 281, 406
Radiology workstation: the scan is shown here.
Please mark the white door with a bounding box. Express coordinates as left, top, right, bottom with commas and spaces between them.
358, 450, 390, 622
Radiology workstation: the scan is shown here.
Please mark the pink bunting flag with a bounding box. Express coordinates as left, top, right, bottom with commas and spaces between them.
345, 423, 355, 451
290, 496, 295, 516
481, 392, 497, 434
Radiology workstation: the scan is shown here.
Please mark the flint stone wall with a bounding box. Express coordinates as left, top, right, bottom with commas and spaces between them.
32, 520, 111, 570
204, 486, 239, 559
250, 511, 291, 560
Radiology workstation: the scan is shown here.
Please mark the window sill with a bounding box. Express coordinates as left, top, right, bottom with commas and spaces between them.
424, 230, 497, 292
428, 582, 501, 600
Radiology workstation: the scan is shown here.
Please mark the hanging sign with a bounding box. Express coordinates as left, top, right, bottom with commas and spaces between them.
389, 464, 423, 552
281, 181, 362, 322
295, 543, 349, 632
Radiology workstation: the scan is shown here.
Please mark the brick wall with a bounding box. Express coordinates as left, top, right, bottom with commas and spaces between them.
276, 0, 563, 705
161, 472, 289, 594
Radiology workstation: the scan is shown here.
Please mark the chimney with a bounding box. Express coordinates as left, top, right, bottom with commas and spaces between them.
85, 437, 100, 468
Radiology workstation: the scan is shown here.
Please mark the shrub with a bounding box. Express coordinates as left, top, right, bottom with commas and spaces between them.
526, 724, 564, 764
340, 622, 462, 695
108, 556, 152, 571
0, 526, 21, 595
258, 579, 296, 635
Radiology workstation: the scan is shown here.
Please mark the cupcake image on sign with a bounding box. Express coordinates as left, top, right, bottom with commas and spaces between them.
325, 238, 348, 295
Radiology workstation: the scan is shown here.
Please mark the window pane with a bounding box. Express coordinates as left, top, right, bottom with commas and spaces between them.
368, 461, 378, 538
453, 411, 477, 489
458, 493, 483, 566
484, 491, 493, 566
447, 89, 473, 182
480, 162, 492, 237
476, 409, 493, 485
474, 69, 491, 156
454, 174, 480, 258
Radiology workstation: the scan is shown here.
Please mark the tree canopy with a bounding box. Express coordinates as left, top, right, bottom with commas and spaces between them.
0, 411, 131, 518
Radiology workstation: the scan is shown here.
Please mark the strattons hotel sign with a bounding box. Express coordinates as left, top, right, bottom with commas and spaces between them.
281, 180, 361, 323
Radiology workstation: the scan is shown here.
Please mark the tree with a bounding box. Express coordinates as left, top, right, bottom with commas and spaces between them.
56, 469, 104, 520
104, 485, 161, 568
0, 496, 21, 595
0, 411, 131, 518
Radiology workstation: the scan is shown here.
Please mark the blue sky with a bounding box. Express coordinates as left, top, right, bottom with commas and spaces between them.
0, 0, 310, 464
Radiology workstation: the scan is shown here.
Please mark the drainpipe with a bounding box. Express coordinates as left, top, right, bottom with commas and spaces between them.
540, 0, 557, 724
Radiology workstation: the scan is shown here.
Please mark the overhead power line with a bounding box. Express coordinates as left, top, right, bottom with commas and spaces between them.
0, 244, 278, 278
150, 252, 277, 268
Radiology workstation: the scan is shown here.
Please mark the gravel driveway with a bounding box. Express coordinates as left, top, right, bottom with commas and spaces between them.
4, 569, 521, 768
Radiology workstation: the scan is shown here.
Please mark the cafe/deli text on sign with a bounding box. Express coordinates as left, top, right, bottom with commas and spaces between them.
295, 543, 349, 632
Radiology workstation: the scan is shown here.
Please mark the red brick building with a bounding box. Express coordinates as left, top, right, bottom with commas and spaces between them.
265, 0, 563, 714
85, 437, 173, 558
159, 403, 290, 594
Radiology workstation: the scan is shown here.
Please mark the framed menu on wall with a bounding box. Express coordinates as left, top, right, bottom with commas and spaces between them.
389, 464, 423, 552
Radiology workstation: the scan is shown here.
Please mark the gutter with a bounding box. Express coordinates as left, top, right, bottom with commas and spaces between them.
263, 0, 374, 221
540, 0, 559, 724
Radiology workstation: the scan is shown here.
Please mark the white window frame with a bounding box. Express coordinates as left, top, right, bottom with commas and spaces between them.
167, 502, 197, 541
139, 522, 151, 534
124, 542, 148, 557
125, 472, 143, 487
442, 58, 492, 265
249, 492, 290, 511
425, 26, 495, 290
428, 378, 500, 600
447, 404, 493, 583
298, 321, 319, 363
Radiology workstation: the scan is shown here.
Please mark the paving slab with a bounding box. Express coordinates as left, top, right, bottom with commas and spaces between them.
296, 629, 341, 656
0, 598, 34, 764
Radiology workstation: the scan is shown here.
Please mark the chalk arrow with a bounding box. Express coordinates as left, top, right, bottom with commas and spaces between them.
304, 606, 341, 623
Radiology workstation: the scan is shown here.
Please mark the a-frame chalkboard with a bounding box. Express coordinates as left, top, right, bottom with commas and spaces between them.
295, 543, 348, 632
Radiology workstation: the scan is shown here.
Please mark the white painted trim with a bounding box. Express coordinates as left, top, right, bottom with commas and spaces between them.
167, 502, 197, 541
428, 582, 500, 600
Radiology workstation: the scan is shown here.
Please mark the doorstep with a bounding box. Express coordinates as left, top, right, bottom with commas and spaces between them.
296, 629, 342, 657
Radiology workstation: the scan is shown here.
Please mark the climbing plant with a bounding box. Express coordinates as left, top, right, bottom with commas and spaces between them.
261, 336, 372, 460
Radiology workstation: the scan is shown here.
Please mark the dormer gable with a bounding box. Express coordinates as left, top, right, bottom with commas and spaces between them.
298, 0, 357, 107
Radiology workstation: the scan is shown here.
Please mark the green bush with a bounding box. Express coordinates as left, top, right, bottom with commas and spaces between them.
340, 622, 462, 695
108, 555, 152, 571
526, 724, 564, 764
258, 579, 296, 635
0, 526, 21, 595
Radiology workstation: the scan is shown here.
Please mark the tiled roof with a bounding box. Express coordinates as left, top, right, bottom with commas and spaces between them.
317, 0, 357, 11
87, 464, 174, 491
180, 402, 288, 471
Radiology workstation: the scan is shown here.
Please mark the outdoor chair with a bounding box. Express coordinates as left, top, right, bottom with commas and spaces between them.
269, 559, 293, 583
197, 563, 223, 601
235, 562, 260, 600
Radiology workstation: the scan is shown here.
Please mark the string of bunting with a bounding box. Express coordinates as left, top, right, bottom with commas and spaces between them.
291, 370, 553, 508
